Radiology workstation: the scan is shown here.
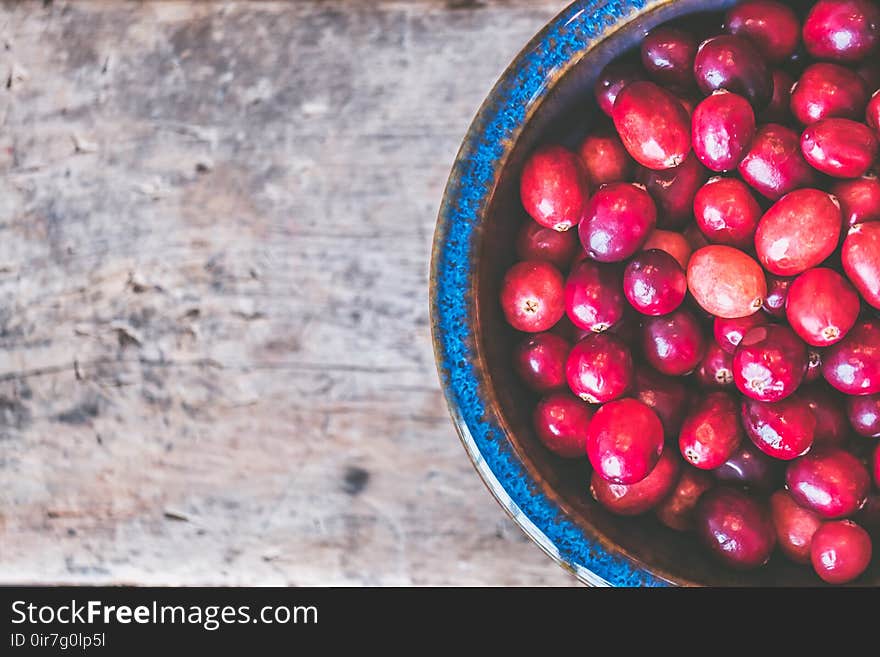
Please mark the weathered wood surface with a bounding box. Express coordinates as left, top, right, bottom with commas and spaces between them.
0, 0, 578, 585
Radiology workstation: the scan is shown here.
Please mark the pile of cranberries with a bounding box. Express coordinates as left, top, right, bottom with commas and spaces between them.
502, 0, 880, 584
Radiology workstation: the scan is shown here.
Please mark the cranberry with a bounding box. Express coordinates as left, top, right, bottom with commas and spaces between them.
520, 145, 590, 232
687, 245, 767, 318
761, 69, 795, 122
683, 221, 711, 252
642, 308, 706, 375
733, 324, 808, 402
694, 35, 773, 108
847, 393, 880, 437
787, 448, 870, 518
725, 0, 801, 64
640, 27, 698, 89
832, 176, 880, 227
500, 261, 566, 332
791, 63, 869, 125
632, 366, 689, 437
637, 152, 708, 228
515, 219, 579, 269
822, 320, 880, 394
591, 447, 681, 515
714, 313, 769, 354
868, 90, 880, 133
738, 124, 817, 200
695, 342, 735, 388
564, 259, 626, 332
741, 394, 816, 460
691, 91, 756, 172
811, 520, 873, 584
694, 177, 762, 248
696, 487, 776, 569
594, 57, 647, 117
566, 333, 633, 403
714, 440, 782, 491
842, 222, 880, 308
856, 492, 880, 535
755, 188, 841, 276
579, 183, 657, 262
800, 383, 850, 447
680, 391, 743, 469
787, 268, 861, 348
577, 132, 634, 186
513, 332, 571, 393
801, 118, 879, 178
656, 467, 714, 531
533, 392, 594, 458
612, 81, 692, 170
641, 229, 692, 269
586, 397, 664, 484
762, 274, 793, 318
623, 249, 686, 316
771, 490, 823, 565
803, 0, 880, 63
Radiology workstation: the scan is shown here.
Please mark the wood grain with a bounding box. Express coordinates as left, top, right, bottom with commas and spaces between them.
0, 0, 578, 585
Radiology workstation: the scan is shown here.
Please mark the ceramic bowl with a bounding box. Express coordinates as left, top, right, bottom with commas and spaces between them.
429, 0, 879, 586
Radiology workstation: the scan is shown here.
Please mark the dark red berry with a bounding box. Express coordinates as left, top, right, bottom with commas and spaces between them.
692, 91, 756, 172
520, 145, 590, 232
564, 259, 626, 332
591, 447, 680, 515
771, 490, 823, 564
623, 249, 687, 316
579, 183, 657, 262
513, 332, 571, 393
800, 383, 850, 447
533, 392, 594, 458
632, 366, 689, 438
695, 341, 735, 388
802, 0, 880, 63
566, 333, 633, 403
832, 176, 880, 227
761, 69, 795, 122
680, 391, 743, 469
847, 393, 880, 437
641, 308, 706, 375
714, 313, 769, 355
741, 394, 816, 460
739, 124, 817, 200
801, 118, 879, 178
595, 58, 647, 117
714, 440, 782, 491
515, 219, 579, 269
696, 487, 776, 569
733, 324, 808, 402
656, 467, 714, 531
725, 0, 801, 64
641, 27, 698, 89
822, 320, 880, 394
637, 152, 708, 228
791, 63, 869, 125
577, 132, 635, 186
694, 35, 773, 108
787, 448, 870, 518
586, 397, 664, 484
762, 274, 793, 318
500, 261, 566, 332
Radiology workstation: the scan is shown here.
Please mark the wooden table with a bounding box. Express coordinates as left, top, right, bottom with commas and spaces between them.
0, 0, 577, 585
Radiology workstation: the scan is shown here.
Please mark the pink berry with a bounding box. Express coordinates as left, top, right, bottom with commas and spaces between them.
641, 229, 692, 269
687, 245, 767, 318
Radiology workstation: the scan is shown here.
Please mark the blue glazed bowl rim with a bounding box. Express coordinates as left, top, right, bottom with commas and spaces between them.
429, 0, 685, 587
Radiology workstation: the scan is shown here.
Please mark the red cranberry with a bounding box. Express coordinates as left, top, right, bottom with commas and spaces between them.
520, 145, 589, 232
641, 229, 692, 269
642, 308, 706, 376
822, 320, 880, 394
594, 58, 647, 117
680, 391, 743, 469
533, 392, 594, 458
656, 467, 714, 531
868, 90, 880, 133
637, 152, 708, 228
846, 393, 880, 437
714, 313, 769, 355
842, 222, 880, 309
605, 305, 643, 344
771, 490, 823, 565
811, 520, 873, 584
564, 259, 625, 332
801, 118, 879, 178
623, 249, 686, 316
695, 341, 735, 388
832, 176, 880, 227
856, 492, 880, 535
612, 81, 692, 170
733, 324, 808, 402
786, 268, 860, 347
738, 124, 817, 200
515, 219, 579, 269
725, 0, 801, 64
714, 440, 782, 491
640, 27, 698, 89
694, 35, 773, 108
696, 487, 776, 570
762, 274, 793, 318
579, 183, 656, 262
586, 397, 664, 484
787, 448, 870, 518
741, 394, 816, 460
591, 447, 680, 515
800, 383, 850, 447
577, 132, 634, 186
687, 245, 767, 318
791, 63, 869, 125
500, 261, 566, 332
632, 366, 689, 437
803, 0, 880, 63
693, 177, 762, 248
513, 332, 571, 393
761, 69, 795, 122
691, 91, 756, 172
566, 333, 633, 404
755, 188, 841, 276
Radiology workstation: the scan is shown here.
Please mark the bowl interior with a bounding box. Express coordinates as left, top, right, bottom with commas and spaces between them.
475, 0, 879, 586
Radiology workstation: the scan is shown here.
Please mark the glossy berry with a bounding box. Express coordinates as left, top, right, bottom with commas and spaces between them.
762, 274, 793, 318
787, 448, 870, 518
738, 124, 817, 200
801, 118, 879, 178
612, 81, 692, 170
842, 222, 880, 309
832, 176, 880, 227
714, 313, 768, 355
696, 487, 776, 570
516, 219, 580, 269
695, 342, 735, 388
500, 261, 566, 332
594, 58, 647, 117
741, 394, 816, 460
520, 145, 590, 232
637, 152, 708, 228
822, 320, 880, 395
579, 183, 657, 262
642, 308, 706, 375
564, 259, 626, 332
693, 35, 773, 108
800, 383, 850, 447
586, 398, 664, 484
591, 447, 681, 515
631, 366, 690, 437
687, 245, 767, 318
733, 324, 808, 402
847, 393, 880, 437
714, 440, 782, 491
623, 249, 687, 316
693, 177, 762, 248
566, 333, 633, 404
791, 63, 869, 126
725, 0, 801, 64
692, 91, 756, 172
786, 268, 860, 347
656, 467, 714, 531
513, 332, 571, 393
577, 132, 634, 186
771, 490, 823, 564
679, 391, 743, 469
533, 392, 594, 458
641, 229, 692, 269
811, 520, 873, 584
802, 0, 880, 63
640, 27, 698, 89
868, 90, 880, 133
